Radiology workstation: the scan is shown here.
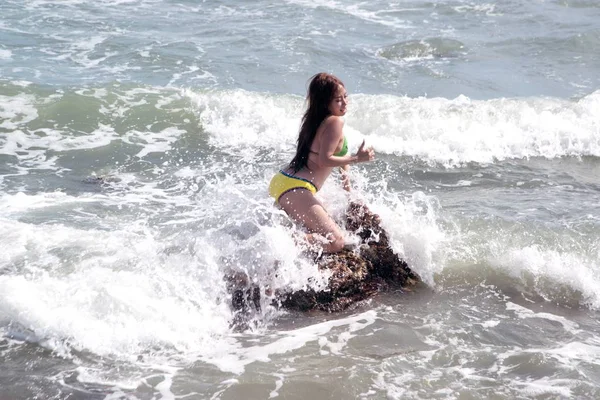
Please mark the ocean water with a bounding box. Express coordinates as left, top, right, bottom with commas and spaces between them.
1, 0, 600, 399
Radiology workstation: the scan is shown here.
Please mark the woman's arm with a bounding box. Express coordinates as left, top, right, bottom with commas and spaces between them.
340, 164, 351, 192
316, 117, 375, 168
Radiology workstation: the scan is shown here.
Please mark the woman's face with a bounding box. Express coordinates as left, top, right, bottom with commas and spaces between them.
328, 85, 348, 116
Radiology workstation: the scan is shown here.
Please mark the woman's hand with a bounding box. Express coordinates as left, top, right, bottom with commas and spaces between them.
355, 140, 375, 163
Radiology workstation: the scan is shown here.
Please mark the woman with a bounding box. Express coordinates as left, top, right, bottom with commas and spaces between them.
269, 73, 375, 253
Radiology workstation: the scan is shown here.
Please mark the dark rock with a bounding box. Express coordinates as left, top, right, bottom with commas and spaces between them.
227, 201, 420, 328
81, 175, 121, 184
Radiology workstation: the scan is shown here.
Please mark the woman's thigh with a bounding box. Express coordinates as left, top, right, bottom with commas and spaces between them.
278, 189, 342, 240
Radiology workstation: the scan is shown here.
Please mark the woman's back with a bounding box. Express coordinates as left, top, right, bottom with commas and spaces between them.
285, 116, 345, 189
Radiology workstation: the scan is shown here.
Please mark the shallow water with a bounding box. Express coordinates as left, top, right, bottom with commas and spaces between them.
1, 0, 600, 399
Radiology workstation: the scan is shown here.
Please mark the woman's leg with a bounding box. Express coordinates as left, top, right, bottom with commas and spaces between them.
278, 189, 345, 253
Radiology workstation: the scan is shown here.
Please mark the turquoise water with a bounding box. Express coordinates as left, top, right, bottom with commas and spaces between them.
1, 1, 600, 399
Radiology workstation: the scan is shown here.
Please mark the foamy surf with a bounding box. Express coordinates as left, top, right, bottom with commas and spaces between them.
2, 0, 600, 393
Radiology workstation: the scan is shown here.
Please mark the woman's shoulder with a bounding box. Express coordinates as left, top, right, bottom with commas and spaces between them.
318, 116, 344, 142
321, 115, 344, 130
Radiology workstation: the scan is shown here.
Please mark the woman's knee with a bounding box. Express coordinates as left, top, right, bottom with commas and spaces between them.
327, 232, 345, 253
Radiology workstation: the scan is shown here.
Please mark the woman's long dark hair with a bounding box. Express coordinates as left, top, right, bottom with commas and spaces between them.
288, 73, 344, 172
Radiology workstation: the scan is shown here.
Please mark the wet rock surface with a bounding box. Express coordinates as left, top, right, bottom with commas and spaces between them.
228, 202, 420, 328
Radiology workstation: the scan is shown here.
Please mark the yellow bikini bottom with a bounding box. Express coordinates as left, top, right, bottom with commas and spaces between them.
268, 170, 318, 204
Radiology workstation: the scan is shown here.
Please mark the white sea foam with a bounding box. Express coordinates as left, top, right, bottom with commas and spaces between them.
492, 339, 600, 397
169, 67, 215, 87
0, 93, 39, 131
184, 88, 484, 287
285, 0, 412, 29
200, 310, 377, 374
0, 86, 193, 172
182, 88, 600, 296
516, 379, 573, 397
4, 87, 599, 175
368, 192, 450, 287
0, 0, 599, 397
505, 302, 580, 332
491, 245, 600, 309
184, 89, 302, 160
0, 154, 343, 367
3, 86, 597, 303
0, 124, 118, 173
454, 3, 501, 16
348, 90, 600, 166
0, 217, 234, 361
185, 88, 600, 167
10, 80, 33, 87
0, 48, 12, 60
213, 4, 266, 18
544, 340, 600, 366
124, 126, 186, 158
